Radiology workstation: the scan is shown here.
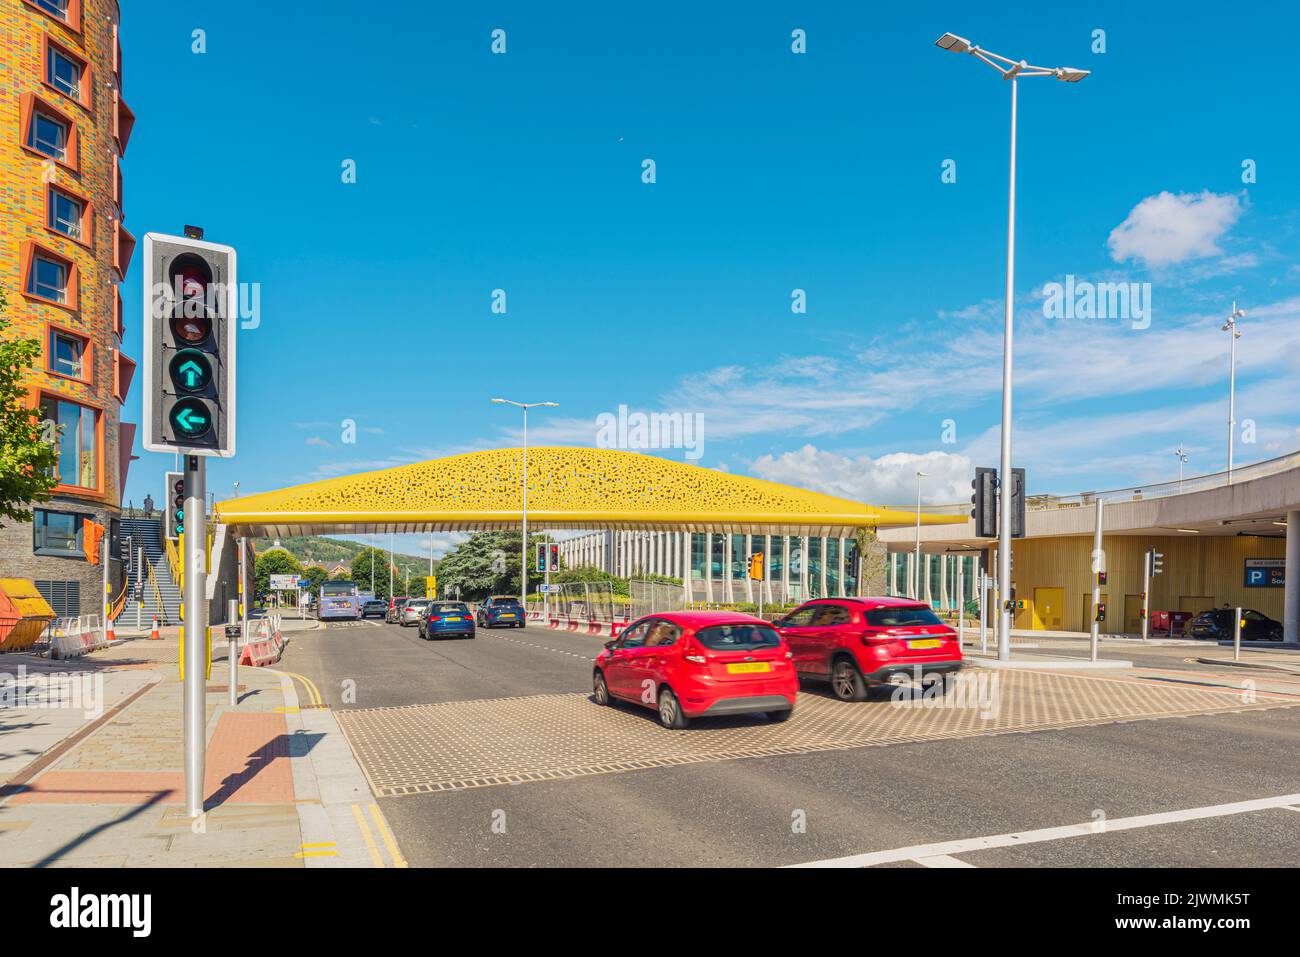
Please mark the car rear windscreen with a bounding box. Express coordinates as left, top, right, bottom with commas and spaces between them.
865, 607, 943, 627
430, 603, 469, 614
693, 623, 781, 651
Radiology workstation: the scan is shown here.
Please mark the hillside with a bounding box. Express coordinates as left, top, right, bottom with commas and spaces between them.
270, 535, 437, 589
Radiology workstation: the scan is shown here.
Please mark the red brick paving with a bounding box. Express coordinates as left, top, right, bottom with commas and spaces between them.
8, 712, 292, 805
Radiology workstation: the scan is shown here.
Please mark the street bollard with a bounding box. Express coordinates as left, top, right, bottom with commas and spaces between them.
1234, 606, 1242, 661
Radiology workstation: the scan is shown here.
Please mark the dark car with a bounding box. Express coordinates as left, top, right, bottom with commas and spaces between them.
385, 597, 410, 624
361, 599, 387, 619
418, 601, 476, 640
476, 596, 525, 629
1186, 608, 1283, 642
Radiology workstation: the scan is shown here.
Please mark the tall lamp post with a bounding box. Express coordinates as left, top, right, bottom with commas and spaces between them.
492, 398, 559, 607
1175, 444, 1188, 491
1222, 302, 1244, 484
935, 32, 1088, 660
914, 471, 927, 601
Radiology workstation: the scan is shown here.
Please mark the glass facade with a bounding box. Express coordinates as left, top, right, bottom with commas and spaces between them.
39, 397, 97, 489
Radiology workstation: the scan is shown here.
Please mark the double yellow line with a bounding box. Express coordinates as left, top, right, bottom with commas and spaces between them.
271, 669, 323, 711
352, 803, 408, 867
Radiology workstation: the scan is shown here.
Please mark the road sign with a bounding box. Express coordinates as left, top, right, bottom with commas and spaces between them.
1244, 558, 1284, 587
269, 574, 298, 590
425, 575, 437, 599
142, 232, 237, 456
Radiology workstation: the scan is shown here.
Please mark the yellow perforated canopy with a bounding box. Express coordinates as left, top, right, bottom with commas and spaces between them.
216, 446, 965, 538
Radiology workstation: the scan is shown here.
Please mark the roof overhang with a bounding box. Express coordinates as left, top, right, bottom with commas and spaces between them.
215, 446, 968, 539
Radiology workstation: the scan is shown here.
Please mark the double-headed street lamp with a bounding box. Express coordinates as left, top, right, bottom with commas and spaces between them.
491, 398, 559, 607
935, 32, 1088, 661
1222, 302, 1244, 484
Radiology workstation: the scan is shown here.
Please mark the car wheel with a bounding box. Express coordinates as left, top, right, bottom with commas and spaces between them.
831, 658, 868, 702
765, 708, 793, 723
593, 671, 611, 706
657, 687, 688, 729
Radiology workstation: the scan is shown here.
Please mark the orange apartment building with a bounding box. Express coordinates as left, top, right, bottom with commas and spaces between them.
0, 0, 136, 615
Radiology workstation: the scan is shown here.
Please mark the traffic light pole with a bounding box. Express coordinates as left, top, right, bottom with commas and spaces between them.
1141, 550, 1151, 642
1090, 498, 1103, 662
183, 455, 207, 819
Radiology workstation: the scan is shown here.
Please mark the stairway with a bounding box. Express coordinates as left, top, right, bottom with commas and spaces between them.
118, 518, 182, 625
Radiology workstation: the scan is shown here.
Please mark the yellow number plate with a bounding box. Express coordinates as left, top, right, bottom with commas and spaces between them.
726, 662, 772, 674
445, 617, 462, 621
907, 639, 942, 649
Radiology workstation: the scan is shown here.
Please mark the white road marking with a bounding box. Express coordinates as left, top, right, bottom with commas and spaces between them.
788, 792, 1300, 868
914, 854, 975, 868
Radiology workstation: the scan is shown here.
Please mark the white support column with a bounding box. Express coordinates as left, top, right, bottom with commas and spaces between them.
1286, 510, 1300, 644
781, 536, 790, 605
939, 554, 949, 610
818, 537, 828, 599
836, 537, 846, 597
704, 533, 715, 603
682, 532, 692, 605
722, 534, 734, 603
924, 554, 933, 606
744, 534, 754, 602
889, 553, 897, 596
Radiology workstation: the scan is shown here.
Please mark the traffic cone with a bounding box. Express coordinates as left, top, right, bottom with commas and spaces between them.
149, 616, 160, 640
106, 619, 116, 643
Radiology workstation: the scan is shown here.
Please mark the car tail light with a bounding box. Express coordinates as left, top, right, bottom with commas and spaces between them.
784, 650, 793, 659
427, 616, 442, 623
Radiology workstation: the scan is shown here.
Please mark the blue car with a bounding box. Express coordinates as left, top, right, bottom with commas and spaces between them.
418, 601, 476, 640
476, 596, 526, 629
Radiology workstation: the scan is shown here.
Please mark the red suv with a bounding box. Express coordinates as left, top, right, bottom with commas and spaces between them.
593, 611, 798, 729
776, 598, 963, 701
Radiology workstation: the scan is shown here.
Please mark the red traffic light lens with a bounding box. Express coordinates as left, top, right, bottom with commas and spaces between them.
171, 314, 211, 344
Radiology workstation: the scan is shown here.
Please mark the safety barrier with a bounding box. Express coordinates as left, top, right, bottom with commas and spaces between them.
544, 616, 630, 637
239, 614, 286, 667
45, 614, 106, 659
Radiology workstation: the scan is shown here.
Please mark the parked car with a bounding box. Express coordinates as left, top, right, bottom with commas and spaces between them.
361, 599, 387, 619
418, 601, 476, 640
1186, 608, 1283, 642
385, 597, 410, 624
476, 596, 525, 629
399, 598, 430, 627
775, 597, 963, 701
593, 611, 798, 729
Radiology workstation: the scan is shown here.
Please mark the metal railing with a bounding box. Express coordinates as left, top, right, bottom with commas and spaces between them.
890, 448, 1300, 515
629, 579, 686, 619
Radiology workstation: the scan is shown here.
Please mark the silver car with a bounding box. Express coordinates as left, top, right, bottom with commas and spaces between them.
400, 599, 430, 626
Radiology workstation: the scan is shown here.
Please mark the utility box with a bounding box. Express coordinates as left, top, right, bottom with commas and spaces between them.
0, 579, 57, 652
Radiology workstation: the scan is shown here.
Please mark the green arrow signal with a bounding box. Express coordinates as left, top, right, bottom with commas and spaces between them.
178, 359, 203, 387
176, 407, 207, 431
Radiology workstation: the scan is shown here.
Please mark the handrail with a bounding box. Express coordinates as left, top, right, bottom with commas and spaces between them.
165, 536, 181, 587
143, 561, 167, 618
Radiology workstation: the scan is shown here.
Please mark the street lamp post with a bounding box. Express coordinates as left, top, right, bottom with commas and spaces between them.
935, 32, 1088, 661
492, 398, 559, 608
914, 471, 927, 601
1175, 444, 1188, 491
1222, 302, 1244, 484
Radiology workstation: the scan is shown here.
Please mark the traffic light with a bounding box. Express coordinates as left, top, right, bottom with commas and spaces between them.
971, 467, 997, 538
748, 552, 764, 581
1149, 548, 1164, 575
1095, 602, 1106, 623
1007, 467, 1026, 538
165, 471, 184, 539
534, 543, 546, 573
535, 543, 560, 573
548, 543, 559, 573
1098, 571, 1108, 586
142, 233, 237, 456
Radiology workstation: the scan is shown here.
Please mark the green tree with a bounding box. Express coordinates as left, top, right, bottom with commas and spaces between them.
0, 287, 57, 526
298, 565, 330, 598
434, 531, 548, 601
350, 546, 398, 601
254, 548, 303, 598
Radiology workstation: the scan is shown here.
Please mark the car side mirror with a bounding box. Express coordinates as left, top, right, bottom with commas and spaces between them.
603, 640, 617, 651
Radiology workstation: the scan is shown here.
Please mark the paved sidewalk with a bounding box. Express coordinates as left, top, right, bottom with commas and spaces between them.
0, 634, 403, 867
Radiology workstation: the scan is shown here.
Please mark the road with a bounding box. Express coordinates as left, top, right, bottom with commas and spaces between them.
277, 618, 1300, 867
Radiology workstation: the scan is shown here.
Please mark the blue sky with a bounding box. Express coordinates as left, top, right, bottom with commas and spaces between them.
118, 1, 1300, 556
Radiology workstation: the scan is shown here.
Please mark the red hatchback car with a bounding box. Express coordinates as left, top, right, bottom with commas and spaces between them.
776, 597, 963, 701
593, 611, 798, 729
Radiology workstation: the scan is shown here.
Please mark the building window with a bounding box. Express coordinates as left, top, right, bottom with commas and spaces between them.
33, 509, 85, 557
28, 109, 69, 161
48, 187, 84, 239
47, 43, 83, 100
33, 0, 69, 21
50, 329, 86, 378
39, 396, 99, 490
28, 253, 68, 302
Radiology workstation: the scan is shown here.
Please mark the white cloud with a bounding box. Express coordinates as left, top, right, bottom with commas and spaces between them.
750, 445, 972, 506
1107, 190, 1244, 269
